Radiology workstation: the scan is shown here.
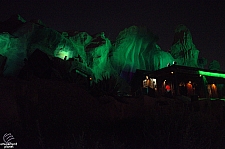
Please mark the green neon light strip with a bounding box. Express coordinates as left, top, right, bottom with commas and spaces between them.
199, 70, 225, 78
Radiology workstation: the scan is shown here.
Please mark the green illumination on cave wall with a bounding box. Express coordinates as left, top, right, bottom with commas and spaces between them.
54, 50, 72, 60
199, 70, 225, 78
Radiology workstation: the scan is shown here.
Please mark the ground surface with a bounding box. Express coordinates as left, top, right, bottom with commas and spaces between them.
1, 77, 225, 148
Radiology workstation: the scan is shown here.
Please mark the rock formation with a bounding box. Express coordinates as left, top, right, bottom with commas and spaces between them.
1, 15, 221, 84
112, 26, 174, 82
0, 15, 113, 82
170, 24, 199, 67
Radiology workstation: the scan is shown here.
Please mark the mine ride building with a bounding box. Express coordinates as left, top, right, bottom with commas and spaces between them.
133, 65, 225, 100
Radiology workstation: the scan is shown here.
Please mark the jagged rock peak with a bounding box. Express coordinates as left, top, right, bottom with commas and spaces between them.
4, 14, 26, 23
0, 14, 26, 33
174, 24, 189, 33
170, 24, 199, 67
172, 24, 193, 45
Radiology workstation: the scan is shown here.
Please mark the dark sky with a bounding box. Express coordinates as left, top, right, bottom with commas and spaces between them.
1, 0, 225, 70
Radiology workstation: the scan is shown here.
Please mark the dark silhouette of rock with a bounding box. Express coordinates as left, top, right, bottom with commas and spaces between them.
0, 55, 7, 76
27, 49, 52, 79
209, 60, 221, 71
198, 57, 208, 68
0, 14, 26, 34
170, 24, 199, 67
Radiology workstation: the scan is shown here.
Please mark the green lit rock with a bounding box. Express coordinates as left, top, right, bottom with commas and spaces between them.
0, 33, 11, 55
0, 33, 27, 76
68, 32, 93, 63
85, 32, 114, 81
67, 31, 94, 65
112, 26, 174, 81
170, 24, 199, 67
1, 15, 222, 83
148, 45, 174, 71
209, 60, 221, 71
0, 16, 114, 81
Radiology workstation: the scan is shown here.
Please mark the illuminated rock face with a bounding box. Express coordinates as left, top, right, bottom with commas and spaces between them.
0, 16, 113, 81
68, 32, 93, 63
112, 26, 174, 81
0, 33, 27, 76
148, 45, 175, 71
170, 25, 199, 67
0, 17, 64, 76
0, 20, 175, 82
68, 32, 114, 81
0, 15, 209, 83
85, 32, 114, 81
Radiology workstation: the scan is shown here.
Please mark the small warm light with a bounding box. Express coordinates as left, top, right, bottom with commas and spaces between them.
171, 72, 174, 74
189, 81, 191, 84
90, 77, 92, 80
199, 75, 202, 77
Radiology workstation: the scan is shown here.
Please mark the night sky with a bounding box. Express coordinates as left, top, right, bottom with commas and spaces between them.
1, 0, 225, 70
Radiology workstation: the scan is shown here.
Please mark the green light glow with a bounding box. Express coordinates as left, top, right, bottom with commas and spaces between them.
54, 50, 72, 60
112, 26, 174, 74
199, 70, 225, 78
59, 51, 69, 60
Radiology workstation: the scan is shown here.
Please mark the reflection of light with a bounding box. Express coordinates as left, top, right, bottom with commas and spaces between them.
189, 81, 191, 84
199, 75, 202, 77
171, 72, 174, 74
164, 80, 166, 82
90, 77, 92, 81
